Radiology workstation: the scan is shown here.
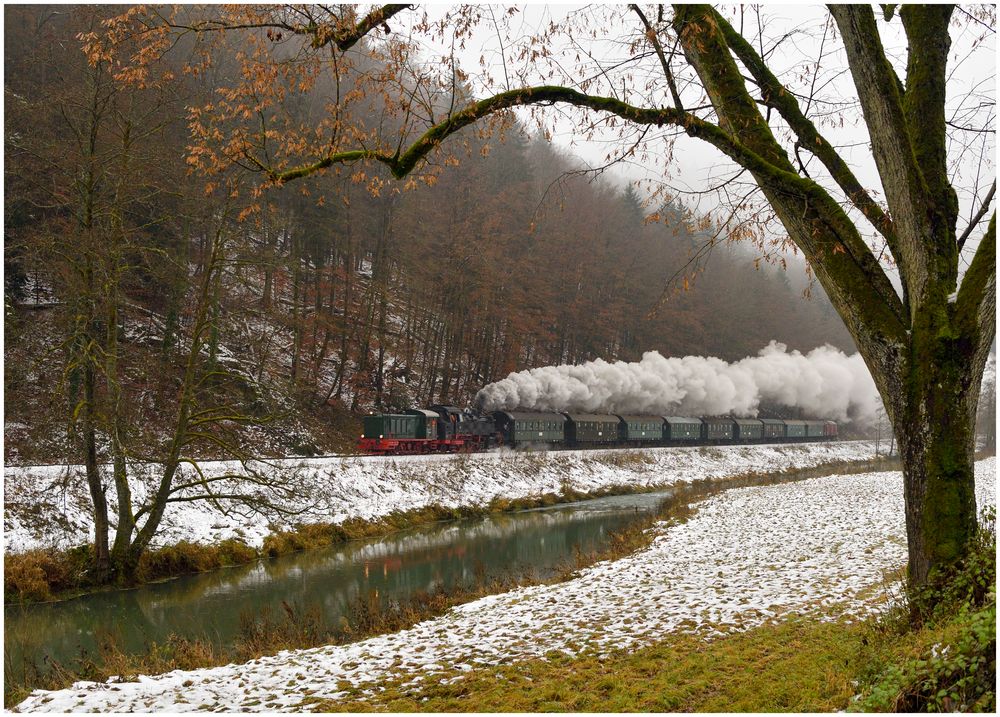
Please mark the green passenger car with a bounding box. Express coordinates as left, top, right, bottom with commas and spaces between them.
491, 411, 567, 447
703, 417, 735, 441
784, 419, 808, 439
663, 416, 703, 441
564, 414, 621, 444
617, 415, 664, 443
733, 418, 764, 441
805, 420, 827, 439
760, 419, 786, 440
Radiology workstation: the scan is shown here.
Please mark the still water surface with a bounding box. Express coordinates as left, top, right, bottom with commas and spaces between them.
4, 490, 672, 677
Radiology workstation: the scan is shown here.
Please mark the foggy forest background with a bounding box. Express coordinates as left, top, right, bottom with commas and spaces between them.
4, 6, 857, 463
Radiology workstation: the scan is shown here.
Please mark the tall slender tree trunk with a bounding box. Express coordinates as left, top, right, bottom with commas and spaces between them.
105, 278, 136, 581
82, 354, 110, 579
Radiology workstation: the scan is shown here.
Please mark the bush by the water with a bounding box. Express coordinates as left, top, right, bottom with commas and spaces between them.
137, 539, 258, 582
4, 545, 94, 601
852, 506, 996, 712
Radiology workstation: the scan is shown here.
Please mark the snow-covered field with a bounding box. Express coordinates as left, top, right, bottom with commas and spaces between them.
4, 441, 880, 553
14, 458, 995, 713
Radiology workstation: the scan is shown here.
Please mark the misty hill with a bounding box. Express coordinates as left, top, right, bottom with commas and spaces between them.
4, 5, 853, 464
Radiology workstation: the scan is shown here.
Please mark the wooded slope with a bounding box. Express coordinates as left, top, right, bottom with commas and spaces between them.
3, 6, 852, 463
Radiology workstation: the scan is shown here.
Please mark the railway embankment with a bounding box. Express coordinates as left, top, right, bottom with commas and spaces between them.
5, 441, 882, 557
6, 441, 885, 603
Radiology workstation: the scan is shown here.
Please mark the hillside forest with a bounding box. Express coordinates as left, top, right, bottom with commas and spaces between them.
3, 5, 855, 464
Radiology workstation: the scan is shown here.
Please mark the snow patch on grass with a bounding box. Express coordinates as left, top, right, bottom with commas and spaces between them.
15, 455, 992, 713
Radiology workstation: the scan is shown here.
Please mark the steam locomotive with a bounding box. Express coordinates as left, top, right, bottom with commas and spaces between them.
358, 404, 838, 455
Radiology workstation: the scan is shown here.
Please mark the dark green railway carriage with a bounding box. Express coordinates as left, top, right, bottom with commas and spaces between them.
805, 420, 827, 440
733, 418, 764, 441
784, 419, 808, 439
616, 415, 663, 443
760, 418, 786, 441
362, 413, 419, 440
663, 416, 702, 441
563, 413, 621, 445
404, 409, 439, 439
492, 411, 566, 447
703, 417, 735, 442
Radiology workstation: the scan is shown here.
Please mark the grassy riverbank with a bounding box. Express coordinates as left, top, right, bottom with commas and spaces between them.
318, 596, 994, 713
309, 507, 993, 713
4, 455, 898, 605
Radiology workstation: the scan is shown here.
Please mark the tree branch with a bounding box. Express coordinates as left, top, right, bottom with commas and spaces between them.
830, 4, 931, 298
713, 9, 901, 262
161, 493, 311, 518
955, 213, 996, 339
900, 5, 955, 209
269, 85, 835, 201
167, 4, 412, 52
957, 180, 996, 252
630, 4, 684, 111
330, 4, 412, 52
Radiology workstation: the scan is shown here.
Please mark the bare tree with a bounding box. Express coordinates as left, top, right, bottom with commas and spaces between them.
5, 6, 313, 583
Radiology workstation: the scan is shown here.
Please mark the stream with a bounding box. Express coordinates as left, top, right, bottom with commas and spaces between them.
4, 490, 674, 680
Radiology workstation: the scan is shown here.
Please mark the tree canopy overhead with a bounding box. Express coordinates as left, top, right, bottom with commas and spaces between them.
93, 3, 995, 599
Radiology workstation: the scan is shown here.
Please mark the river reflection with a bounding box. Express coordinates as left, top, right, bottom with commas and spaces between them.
4, 490, 671, 678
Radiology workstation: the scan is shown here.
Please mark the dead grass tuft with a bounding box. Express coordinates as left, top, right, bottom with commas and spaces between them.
4, 546, 93, 602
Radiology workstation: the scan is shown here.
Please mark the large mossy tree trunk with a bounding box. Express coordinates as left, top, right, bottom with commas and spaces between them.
896, 344, 980, 589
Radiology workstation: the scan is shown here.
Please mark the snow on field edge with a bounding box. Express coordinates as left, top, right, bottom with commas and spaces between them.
5, 441, 882, 554
14, 457, 996, 713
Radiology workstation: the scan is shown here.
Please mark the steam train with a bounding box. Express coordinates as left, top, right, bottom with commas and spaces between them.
358, 404, 838, 455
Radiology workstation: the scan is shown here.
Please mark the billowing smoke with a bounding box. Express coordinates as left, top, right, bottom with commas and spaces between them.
475, 341, 883, 426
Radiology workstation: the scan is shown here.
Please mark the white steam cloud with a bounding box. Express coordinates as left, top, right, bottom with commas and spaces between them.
475, 341, 883, 426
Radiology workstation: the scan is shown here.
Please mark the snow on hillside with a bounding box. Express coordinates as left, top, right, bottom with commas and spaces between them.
15, 458, 995, 713
4, 441, 880, 554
